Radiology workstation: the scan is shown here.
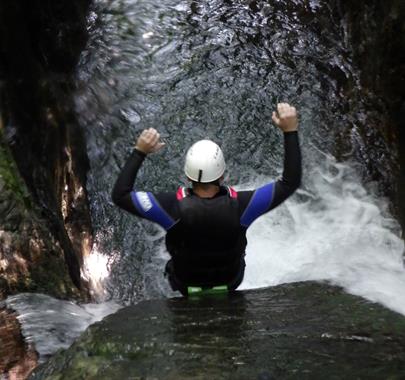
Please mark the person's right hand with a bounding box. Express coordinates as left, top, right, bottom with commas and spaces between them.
135, 128, 165, 154
272, 103, 298, 132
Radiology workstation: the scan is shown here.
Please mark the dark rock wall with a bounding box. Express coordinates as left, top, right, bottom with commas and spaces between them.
0, 0, 93, 299
0, 127, 82, 298
340, 0, 405, 108
336, 0, 405, 227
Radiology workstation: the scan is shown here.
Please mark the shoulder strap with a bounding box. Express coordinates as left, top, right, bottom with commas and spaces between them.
227, 186, 238, 199
176, 186, 189, 200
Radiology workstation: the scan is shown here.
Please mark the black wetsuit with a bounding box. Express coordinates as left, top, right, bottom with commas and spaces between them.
112, 131, 301, 295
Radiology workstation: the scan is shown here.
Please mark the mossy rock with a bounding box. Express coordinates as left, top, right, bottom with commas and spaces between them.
0, 129, 81, 300
0, 129, 31, 208
30, 282, 405, 380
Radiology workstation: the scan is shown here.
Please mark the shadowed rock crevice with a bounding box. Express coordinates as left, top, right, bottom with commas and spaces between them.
0, 0, 93, 298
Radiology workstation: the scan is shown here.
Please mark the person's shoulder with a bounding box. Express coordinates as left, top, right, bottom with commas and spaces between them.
235, 190, 254, 203
220, 185, 254, 204
153, 191, 178, 203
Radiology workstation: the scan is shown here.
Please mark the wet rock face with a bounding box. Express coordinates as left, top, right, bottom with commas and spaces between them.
0, 1, 93, 298
31, 283, 405, 379
0, 306, 38, 379
340, 0, 405, 106
0, 129, 84, 299
337, 0, 405, 227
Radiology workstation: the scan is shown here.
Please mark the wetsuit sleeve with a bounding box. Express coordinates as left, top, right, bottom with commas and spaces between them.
111, 150, 177, 230
112, 149, 146, 214
240, 131, 301, 227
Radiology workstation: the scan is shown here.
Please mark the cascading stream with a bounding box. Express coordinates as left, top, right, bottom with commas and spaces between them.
76, 0, 404, 309
240, 155, 405, 315
8, 0, 405, 364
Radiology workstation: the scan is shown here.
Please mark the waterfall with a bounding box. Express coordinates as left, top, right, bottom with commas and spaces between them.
7, 0, 404, 363
78, 0, 403, 310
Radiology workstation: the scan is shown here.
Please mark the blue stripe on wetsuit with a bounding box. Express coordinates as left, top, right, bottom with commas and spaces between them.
130, 191, 175, 230
240, 182, 275, 227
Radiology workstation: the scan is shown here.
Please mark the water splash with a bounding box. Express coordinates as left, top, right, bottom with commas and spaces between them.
5, 294, 121, 362
81, 243, 112, 301
240, 154, 405, 315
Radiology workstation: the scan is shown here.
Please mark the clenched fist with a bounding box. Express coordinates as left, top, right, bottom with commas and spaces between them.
135, 128, 165, 154
272, 103, 298, 132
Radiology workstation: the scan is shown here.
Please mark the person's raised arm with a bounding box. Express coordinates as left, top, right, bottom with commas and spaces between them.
111, 128, 165, 213
239, 103, 301, 227
269, 103, 301, 209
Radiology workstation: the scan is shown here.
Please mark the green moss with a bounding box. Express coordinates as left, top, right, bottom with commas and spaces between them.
29, 251, 76, 298
0, 129, 32, 208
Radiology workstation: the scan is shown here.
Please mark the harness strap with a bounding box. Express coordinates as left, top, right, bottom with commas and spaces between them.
176, 186, 188, 200
227, 186, 238, 199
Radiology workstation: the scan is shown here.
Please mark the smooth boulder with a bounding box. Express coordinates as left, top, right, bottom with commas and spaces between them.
30, 282, 405, 379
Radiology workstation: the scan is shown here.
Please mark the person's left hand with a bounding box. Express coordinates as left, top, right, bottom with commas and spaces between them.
135, 128, 165, 154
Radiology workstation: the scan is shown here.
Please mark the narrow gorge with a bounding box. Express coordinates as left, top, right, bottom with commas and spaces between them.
0, 0, 404, 378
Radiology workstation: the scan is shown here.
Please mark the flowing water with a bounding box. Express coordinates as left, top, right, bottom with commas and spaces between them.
77, 0, 404, 306
4, 294, 120, 364
10, 0, 405, 361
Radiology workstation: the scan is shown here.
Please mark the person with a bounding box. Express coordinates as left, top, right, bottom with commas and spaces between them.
112, 103, 301, 296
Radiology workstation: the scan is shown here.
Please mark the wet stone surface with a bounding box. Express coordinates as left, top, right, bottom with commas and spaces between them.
0, 306, 38, 379
30, 282, 405, 380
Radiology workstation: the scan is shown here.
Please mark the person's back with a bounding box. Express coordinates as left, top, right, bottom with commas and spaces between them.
112, 103, 301, 296
165, 186, 246, 292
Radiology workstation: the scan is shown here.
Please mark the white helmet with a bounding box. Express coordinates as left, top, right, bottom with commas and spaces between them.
184, 140, 226, 183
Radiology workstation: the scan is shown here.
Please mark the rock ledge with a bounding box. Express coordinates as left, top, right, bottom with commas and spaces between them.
31, 282, 405, 380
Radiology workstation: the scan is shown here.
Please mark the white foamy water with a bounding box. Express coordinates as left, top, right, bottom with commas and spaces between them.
5, 293, 121, 362
240, 154, 405, 315
82, 242, 114, 301
11, 156, 402, 362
